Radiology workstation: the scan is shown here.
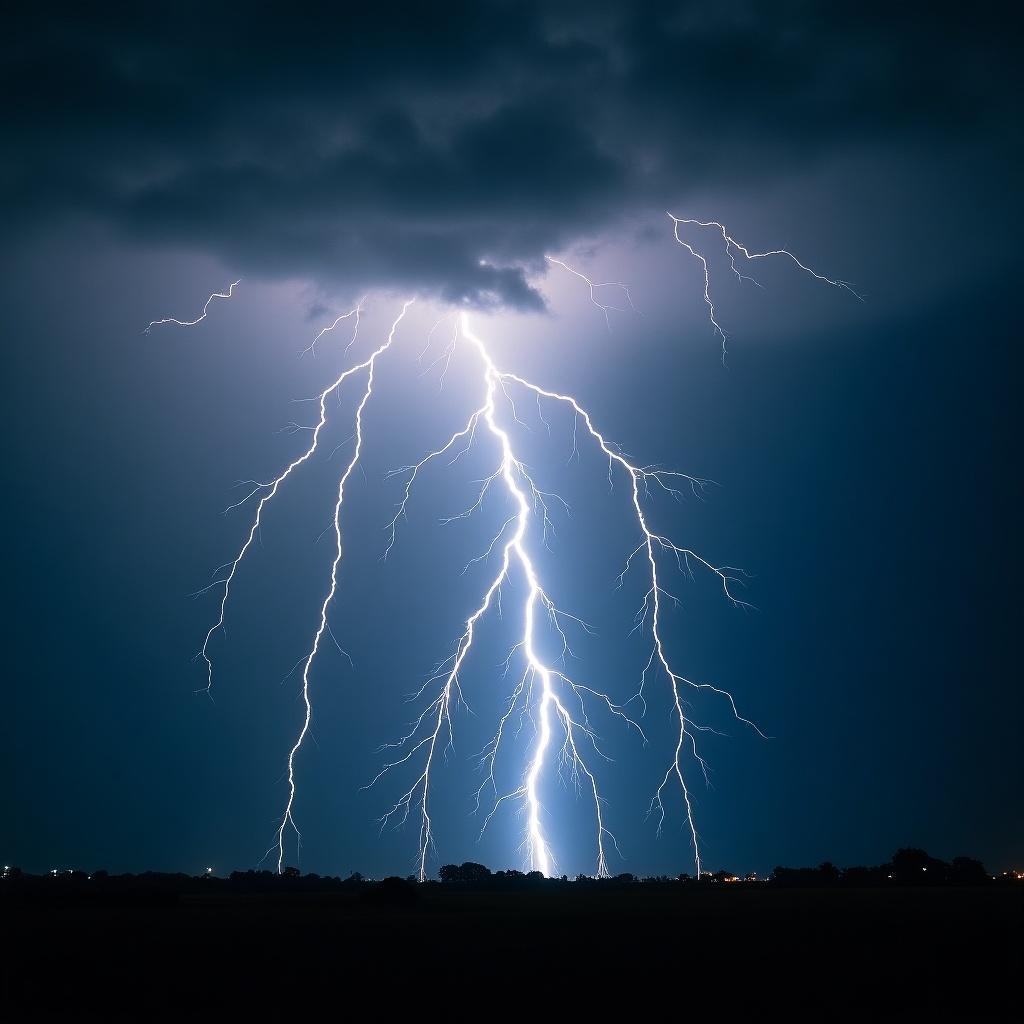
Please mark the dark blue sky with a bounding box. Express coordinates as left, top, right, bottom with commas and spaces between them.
2, 2, 1020, 877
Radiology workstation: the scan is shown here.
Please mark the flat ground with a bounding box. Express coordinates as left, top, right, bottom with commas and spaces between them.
3, 885, 1020, 1017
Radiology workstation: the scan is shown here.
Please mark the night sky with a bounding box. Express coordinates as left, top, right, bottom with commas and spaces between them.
3, 2, 1020, 879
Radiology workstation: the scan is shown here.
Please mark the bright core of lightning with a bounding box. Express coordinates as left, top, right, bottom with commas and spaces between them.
178, 218, 854, 878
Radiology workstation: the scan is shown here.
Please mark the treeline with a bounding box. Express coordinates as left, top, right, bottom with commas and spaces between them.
770, 848, 994, 887
1, 848, 1017, 906
436, 848, 1009, 888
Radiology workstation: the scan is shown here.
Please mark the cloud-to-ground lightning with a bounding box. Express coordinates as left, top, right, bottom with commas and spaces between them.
145, 280, 241, 333
371, 315, 632, 879
372, 313, 760, 879
183, 295, 414, 867
274, 300, 414, 871
184, 217, 851, 877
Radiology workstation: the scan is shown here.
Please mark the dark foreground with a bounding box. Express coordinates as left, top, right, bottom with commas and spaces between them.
3, 882, 1020, 1017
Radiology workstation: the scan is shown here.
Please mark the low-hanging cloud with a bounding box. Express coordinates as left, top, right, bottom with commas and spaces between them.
1, 1, 1012, 308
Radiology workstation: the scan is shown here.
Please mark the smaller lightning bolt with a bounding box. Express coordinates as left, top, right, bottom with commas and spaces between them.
274, 300, 414, 872
144, 280, 241, 333
668, 212, 862, 357
302, 297, 367, 358
545, 256, 638, 328
195, 301, 364, 696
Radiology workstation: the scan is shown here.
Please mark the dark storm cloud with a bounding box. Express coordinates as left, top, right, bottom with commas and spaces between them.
1, 1, 1012, 307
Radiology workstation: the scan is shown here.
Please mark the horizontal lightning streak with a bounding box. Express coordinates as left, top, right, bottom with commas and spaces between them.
145, 280, 241, 333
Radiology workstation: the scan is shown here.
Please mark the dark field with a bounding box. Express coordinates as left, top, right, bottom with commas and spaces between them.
3, 883, 1020, 1017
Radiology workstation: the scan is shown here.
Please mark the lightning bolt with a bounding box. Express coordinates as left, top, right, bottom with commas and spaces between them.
668, 212, 861, 356
372, 313, 760, 880
194, 300, 366, 696
274, 300, 415, 871
145, 280, 241, 333
182, 215, 851, 878
544, 256, 638, 328
302, 297, 367, 358
372, 315, 622, 879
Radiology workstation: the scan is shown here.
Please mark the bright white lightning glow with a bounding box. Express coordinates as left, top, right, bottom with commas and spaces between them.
372, 314, 632, 879
145, 280, 241, 333
185, 216, 851, 878
373, 313, 762, 880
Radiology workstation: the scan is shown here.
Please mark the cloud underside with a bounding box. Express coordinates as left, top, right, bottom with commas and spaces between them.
1, 1, 1010, 307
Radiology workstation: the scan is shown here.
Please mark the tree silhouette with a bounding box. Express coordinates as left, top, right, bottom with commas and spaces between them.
439, 862, 492, 882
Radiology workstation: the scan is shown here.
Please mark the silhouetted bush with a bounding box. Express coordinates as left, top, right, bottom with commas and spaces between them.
439, 861, 492, 883
891, 848, 950, 884
950, 857, 988, 885
841, 865, 888, 886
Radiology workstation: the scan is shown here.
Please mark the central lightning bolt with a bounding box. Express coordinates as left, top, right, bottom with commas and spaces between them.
373, 313, 760, 880
373, 316, 625, 879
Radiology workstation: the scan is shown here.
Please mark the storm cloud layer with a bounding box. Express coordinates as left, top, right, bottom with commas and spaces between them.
2, 1, 1012, 307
